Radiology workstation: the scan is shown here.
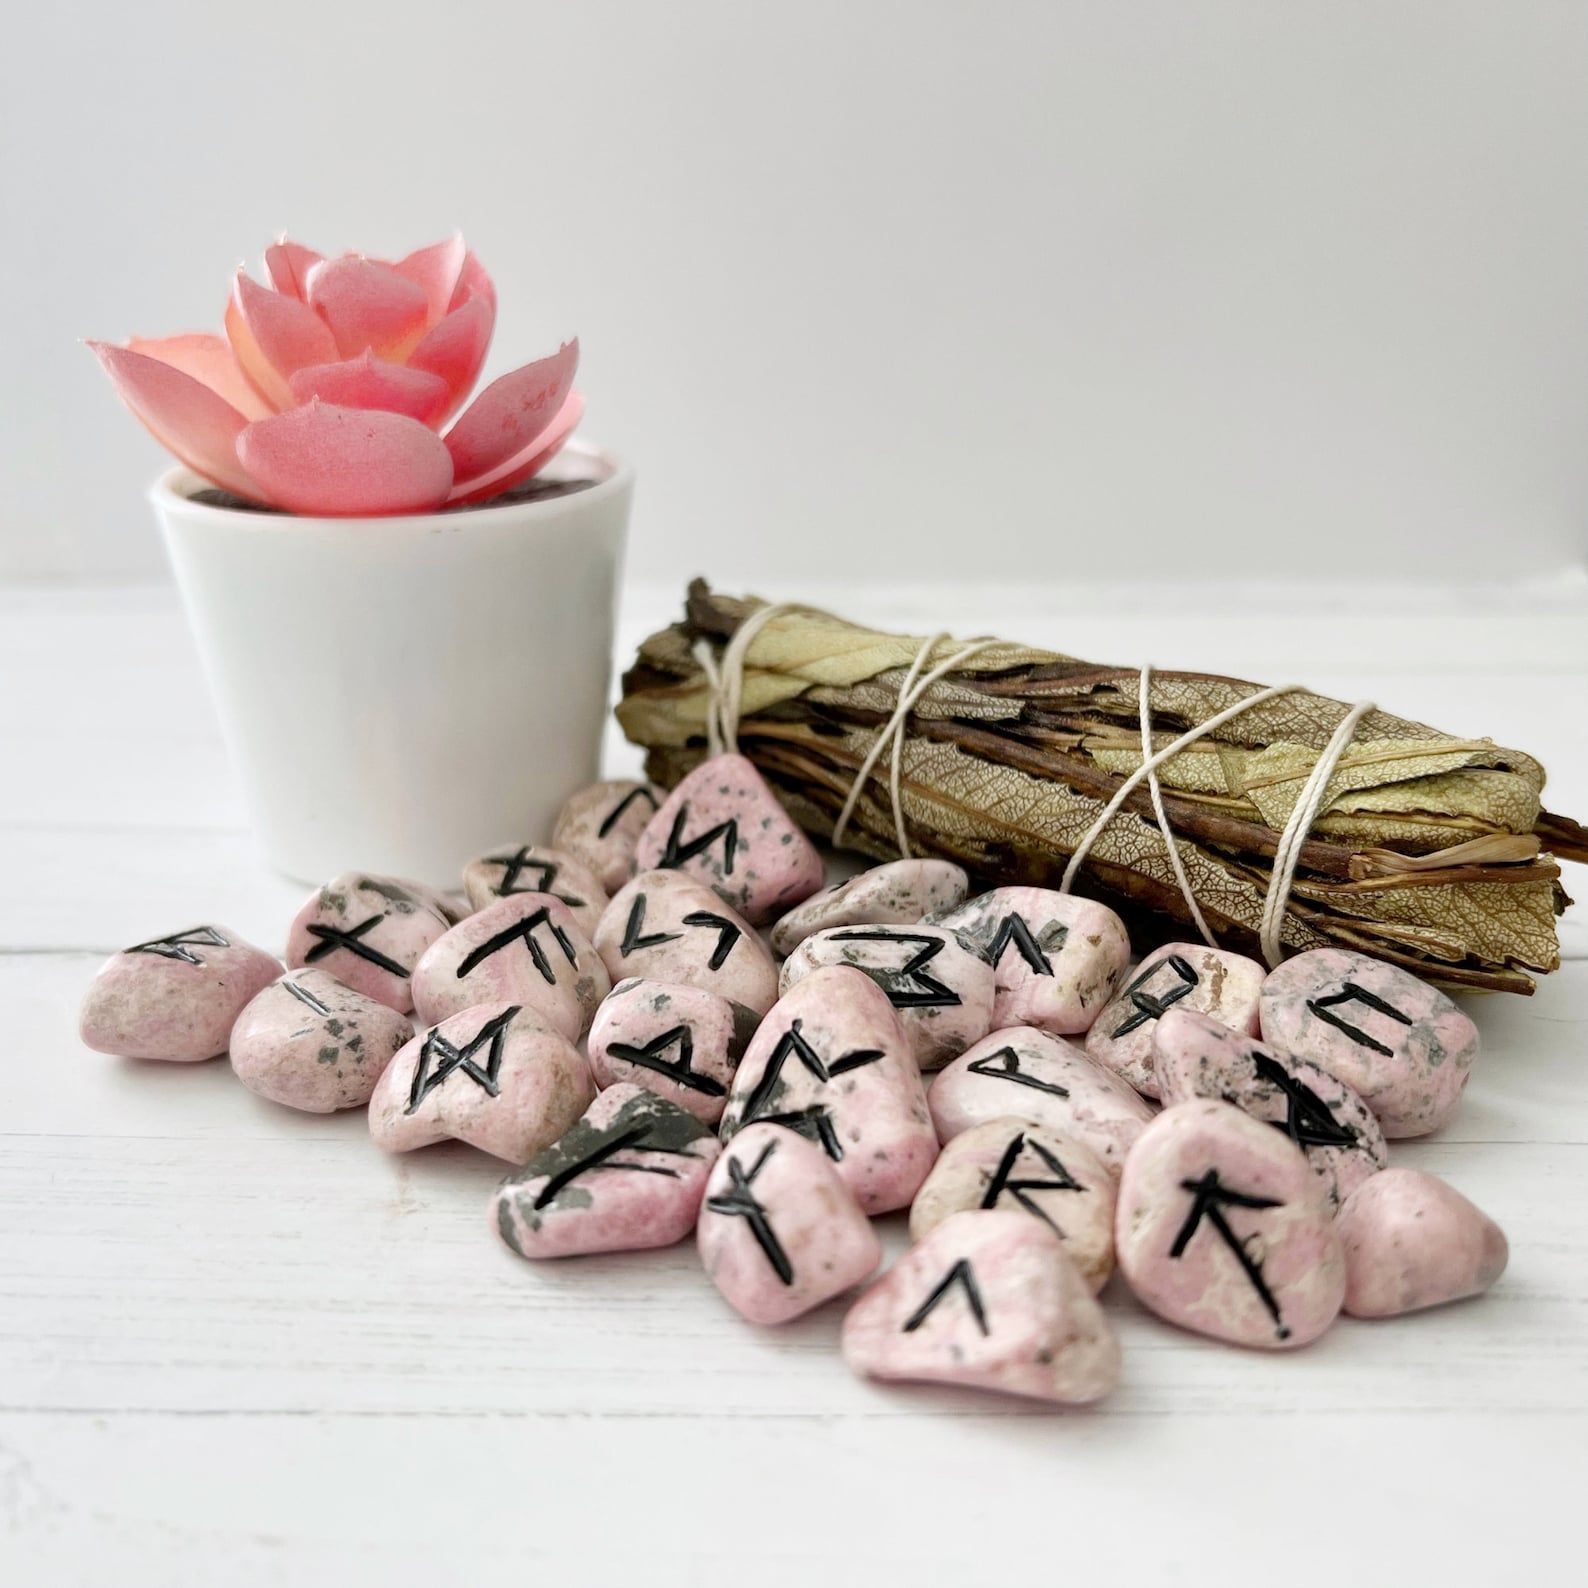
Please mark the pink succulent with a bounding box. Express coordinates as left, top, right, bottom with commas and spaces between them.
90, 236, 582, 517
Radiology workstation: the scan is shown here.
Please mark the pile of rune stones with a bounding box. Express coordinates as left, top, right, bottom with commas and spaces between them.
79, 752, 1509, 1404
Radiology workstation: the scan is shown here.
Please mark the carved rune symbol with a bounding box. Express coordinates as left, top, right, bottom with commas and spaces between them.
489, 848, 584, 908
987, 914, 1062, 977
1170, 1169, 1289, 1339
980, 1132, 1084, 1234
125, 926, 230, 966
902, 1258, 990, 1337
739, 1019, 885, 1161
304, 915, 410, 979
282, 978, 333, 1017
456, 907, 578, 985
828, 930, 961, 1009
407, 1005, 520, 1112
597, 784, 658, 838
620, 894, 683, 955
659, 804, 739, 875
1111, 954, 1199, 1037
617, 897, 742, 969
531, 1123, 691, 1210
1251, 1054, 1357, 1151
606, 1024, 726, 1097
1305, 982, 1414, 1058
681, 911, 742, 971
966, 1046, 1070, 1099
705, 1138, 792, 1284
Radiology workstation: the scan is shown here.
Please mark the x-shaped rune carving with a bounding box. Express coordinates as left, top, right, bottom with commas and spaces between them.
902, 1258, 989, 1337
456, 907, 578, 985
489, 848, 584, 907
739, 1020, 885, 1161
704, 1138, 792, 1284
1111, 954, 1199, 1037
407, 1005, 521, 1112
606, 1024, 726, 1097
986, 913, 1063, 977
125, 926, 230, 966
980, 1132, 1083, 1234
531, 1123, 694, 1210
304, 915, 410, 978
1251, 1054, 1357, 1151
966, 1045, 1070, 1098
597, 785, 658, 838
1305, 981, 1413, 1058
658, 804, 739, 875
827, 930, 960, 1008
1170, 1169, 1289, 1339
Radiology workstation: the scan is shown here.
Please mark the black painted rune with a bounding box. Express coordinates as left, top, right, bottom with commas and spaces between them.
531, 1124, 688, 1210
490, 848, 584, 907
606, 1024, 727, 1097
1251, 1054, 1358, 1151
303, 915, 410, 979
124, 925, 230, 966
986, 913, 1061, 977
597, 784, 658, 838
1305, 982, 1413, 1058
407, 1005, 521, 1112
902, 1257, 990, 1337
980, 1132, 1084, 1234
1169, 1168, 1289, 1339
1111, 954, 1199, 1037
966, 1045, 1070, 1098
455, 907, 578, 985
827, 930, 961, 1008
658, 804, 739, 875
704, 1138, 793, 1285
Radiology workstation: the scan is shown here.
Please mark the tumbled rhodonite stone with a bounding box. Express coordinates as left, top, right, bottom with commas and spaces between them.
928, 1026, 1154, 1178
588, 978, 759, 1125
551, 779, 665, 894
229, 968, 413, 1112
461, 843, 610, 938
1115, 1098, 1345, 1349
769, 859, 969, 957
1334, 1168, 1508, 1318
1152, 1007, 1386, 1211
285, 874, 457, 1015
632, 753, 825, 925
720, 965, 938, 1214
1259, 948, 1478, 1138
492, 1083, 721, 1259
409, 892, 609, 1038
842, 1210, 1120, 1404
698, 1122, 881, 1324
908, 1118, 1116, 1292
79, 924, 281, 1063
594, 870, 778, 1017
369, 1000, 594, 1163
1084, 943, 1265, 1096
778, 923, 994, 1071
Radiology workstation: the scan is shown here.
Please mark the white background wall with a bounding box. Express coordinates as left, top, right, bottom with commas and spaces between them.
3, 1, 1585, 586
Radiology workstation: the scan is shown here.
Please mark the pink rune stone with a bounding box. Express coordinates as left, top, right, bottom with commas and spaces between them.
493, 1083, 721, 1259
1152, 1007, 1386, 1211
594, 870, 778, 1017
720, 965, 938, 1215
229, 968, 413, 1112
1259, 948, 1478, 1138
1084, 943, 1265, 1097
930, 888, 1131, 1037
908, 1118, 1117, 1293
842, 1210, 1120, 1405
927, 1026, 1154, 1178
79, 925, 281, 1063
632, 753, 825, 925
769, 859, 969, 957
461, 843, 610, 937
778, 923, 995, 1071
285, 874, 455, 1015
1335, 1168, 1508, 1318
409, 892, 610, 1039
698, 1122, 882, 1324
1115, 1099, 1345, 1350
369, 1000, 594, 1163
588, 977, 759, 1125
552, 779, 665, 894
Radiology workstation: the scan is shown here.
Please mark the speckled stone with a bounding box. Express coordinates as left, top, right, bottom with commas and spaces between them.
927, 1026, 1155, 1178
908, 1118, 1116, 1292
633, 753, 825, 925
79, 924, 281, 1063
461, 843, 610, 937
1115, 1099, 1345, 1350
228, 968, 413, 1112
698, 1122, 882, 1324
594, 870, 778, 1017
493, 1083, 721, 1259
285, 874, 455, 1015
1335, 1168, 1508, 1318
842, 1210, 1120, 1404
551, 779, 666, 893
409, 892, 609, 1039
769, 860, 969, 957
720, 965, 938, 1215
1259, 948, 1478, 1138
369, 1000, 594, 1163
778, 923, 995, 1072
1084, 943, 1265, 1097
930, 888, 1131, 1037
588, 978, 760, 1125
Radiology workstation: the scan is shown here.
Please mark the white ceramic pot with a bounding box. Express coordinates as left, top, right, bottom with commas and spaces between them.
154, 442, 634, 888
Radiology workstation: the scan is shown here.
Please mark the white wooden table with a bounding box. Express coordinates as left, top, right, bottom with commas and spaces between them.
3, 579, 1586, 1586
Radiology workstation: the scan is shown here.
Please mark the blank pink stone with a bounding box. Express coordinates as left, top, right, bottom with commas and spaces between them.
551, 780, 665, 894
79, 925, 281, 1063
1116, 1099, 1345, 1350
460, 843, 610, 937
633, 753, 825, 925
842, 1210, 1120, 1404
1335, 1168, 1508, 1318
698, 1123, 881, 1324
493, 1083, 721, 1259
769, 859, 969, 957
